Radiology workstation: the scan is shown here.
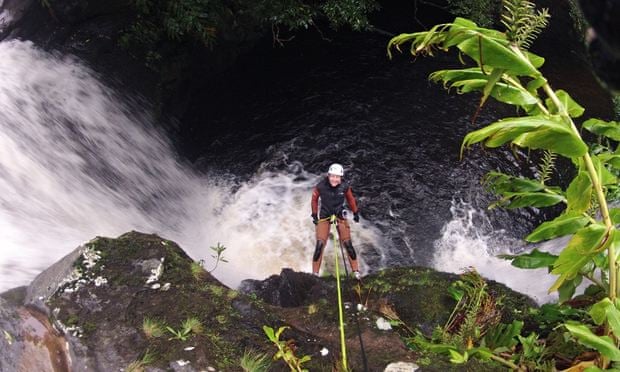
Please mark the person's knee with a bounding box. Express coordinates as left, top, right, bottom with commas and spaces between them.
343, 240, 356, 260
313, 240, 325, 261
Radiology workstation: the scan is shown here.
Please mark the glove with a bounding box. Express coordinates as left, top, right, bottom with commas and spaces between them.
353, 212, 360, 223
311, 213, 318, 225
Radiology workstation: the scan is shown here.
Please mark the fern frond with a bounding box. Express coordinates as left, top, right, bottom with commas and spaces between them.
501, 0, 550, 49
538, 150, 557, 186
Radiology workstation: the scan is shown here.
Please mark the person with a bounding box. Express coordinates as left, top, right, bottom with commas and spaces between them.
310, 163, 361, 279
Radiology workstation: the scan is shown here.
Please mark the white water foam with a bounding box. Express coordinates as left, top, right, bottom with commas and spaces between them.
432, 200, 562, 304
0, 40, 382, 291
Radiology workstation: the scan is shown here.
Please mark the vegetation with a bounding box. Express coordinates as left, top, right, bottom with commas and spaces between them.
446, 0, 501, 27
389, 0, 620, 369
209, 242, 228, 273
126, 350, 157, 372
142, 317, 164, 339
263, 325, 311, 372
166, 317, 203, 341
120, 0, 380, 68
240, 349, 271, 372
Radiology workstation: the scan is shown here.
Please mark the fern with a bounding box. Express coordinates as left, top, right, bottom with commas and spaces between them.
443, 270, 501, 348
501, 0, 550, 49
538, 150, 557, 186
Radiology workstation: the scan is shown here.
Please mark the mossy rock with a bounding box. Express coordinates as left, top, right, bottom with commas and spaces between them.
43, 231, 277, 371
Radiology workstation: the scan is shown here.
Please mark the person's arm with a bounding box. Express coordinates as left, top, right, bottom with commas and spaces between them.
311, 187, 320, 216
344, 187, 358, 214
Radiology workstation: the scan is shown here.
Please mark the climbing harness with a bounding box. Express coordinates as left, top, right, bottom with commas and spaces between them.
329, 215, 369, 372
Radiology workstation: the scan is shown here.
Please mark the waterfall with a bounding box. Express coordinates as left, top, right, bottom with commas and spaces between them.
0, 40, 384, 291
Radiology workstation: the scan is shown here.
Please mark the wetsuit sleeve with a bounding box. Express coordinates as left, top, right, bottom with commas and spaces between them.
311, 187, 320, 215
345, 187, 358, 213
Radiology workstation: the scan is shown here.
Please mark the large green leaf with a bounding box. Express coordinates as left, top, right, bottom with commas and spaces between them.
565, 323, 620, 361
484, 172, 545, 193
501, 192, 564, 209
566, 172, 592, 214
513, 123, 587, 158
498, 248, 558, 269
591, 154, 619, 186
431, 69, 538, 108
454, 34, 539, 76
583, 119, 620, 141
526, 51, 545, 68
558, 275, 582, 303
589, 298, 620, 338
462, 116, 587, 158
526, 213, 590, 242
597, 154, 620, 170
462, 117, 543, 154
545, 90, 585, 118
550, 224, 611, 292
610, 208, 620, 224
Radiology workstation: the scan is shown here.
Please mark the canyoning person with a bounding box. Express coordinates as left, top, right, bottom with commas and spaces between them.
311, 163, 362, 279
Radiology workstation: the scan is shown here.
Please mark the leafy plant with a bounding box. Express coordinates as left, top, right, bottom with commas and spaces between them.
209, 242, 228, 273
443, 269, 501, 348
126, 349, 157, 372
406, 272, 546, 370
240, 349, 271, 372
388, 0, 620, 367
166, 317, 203, 341
263, 325, 311, 372
142, 317, 164, 339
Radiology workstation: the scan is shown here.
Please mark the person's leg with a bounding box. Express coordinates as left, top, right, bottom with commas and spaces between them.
337, 218, 359, 272
313, 220, 330, 274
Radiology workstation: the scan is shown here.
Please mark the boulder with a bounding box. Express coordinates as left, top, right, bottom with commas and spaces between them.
0, 231, 539, 371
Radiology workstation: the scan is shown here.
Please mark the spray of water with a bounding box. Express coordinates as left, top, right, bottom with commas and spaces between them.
432, 200, 561, 304
0, 40, 383, 291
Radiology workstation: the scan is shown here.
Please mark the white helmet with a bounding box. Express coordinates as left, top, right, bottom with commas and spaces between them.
328, 163, 344, 176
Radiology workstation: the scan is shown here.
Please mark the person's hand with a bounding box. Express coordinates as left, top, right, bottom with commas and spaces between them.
353, 212, 360, 223
311, 213, 318, 225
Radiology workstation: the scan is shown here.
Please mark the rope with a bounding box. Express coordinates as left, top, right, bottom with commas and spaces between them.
330, 215, 369, 372
330, 214, 348, 370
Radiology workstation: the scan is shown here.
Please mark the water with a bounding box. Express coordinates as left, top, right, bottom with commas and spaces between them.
432, 200, 561, 304
0, 40, 384, 291
0, 34, 563, 303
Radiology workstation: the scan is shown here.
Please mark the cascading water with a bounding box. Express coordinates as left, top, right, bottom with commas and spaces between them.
0, 40, 383, 292
432, 200, 565, 304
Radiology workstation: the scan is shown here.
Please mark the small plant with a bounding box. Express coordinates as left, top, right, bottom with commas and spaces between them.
126, 349, 157, 372
263, 325, 311, 372
142, 317, 164, 339
183, 317, 203, 335
209, 242, 228, 273
166, 317, 202, 341
240, 349, 271, 372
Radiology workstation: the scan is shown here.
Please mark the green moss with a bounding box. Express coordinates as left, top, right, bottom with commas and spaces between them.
82, 322, 97, 334
65, 314, 79, 326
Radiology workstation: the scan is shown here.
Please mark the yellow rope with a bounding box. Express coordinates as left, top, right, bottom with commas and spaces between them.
330, 214, 348, 370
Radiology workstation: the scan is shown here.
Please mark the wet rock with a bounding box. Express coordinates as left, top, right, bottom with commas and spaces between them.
0, 297, 70, 372
240, 268, 329, 307
0, 0, 34, 38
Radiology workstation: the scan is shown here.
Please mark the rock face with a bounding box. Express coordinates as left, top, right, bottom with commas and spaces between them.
0, 294, 70, 372
0, 231, 538, 371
